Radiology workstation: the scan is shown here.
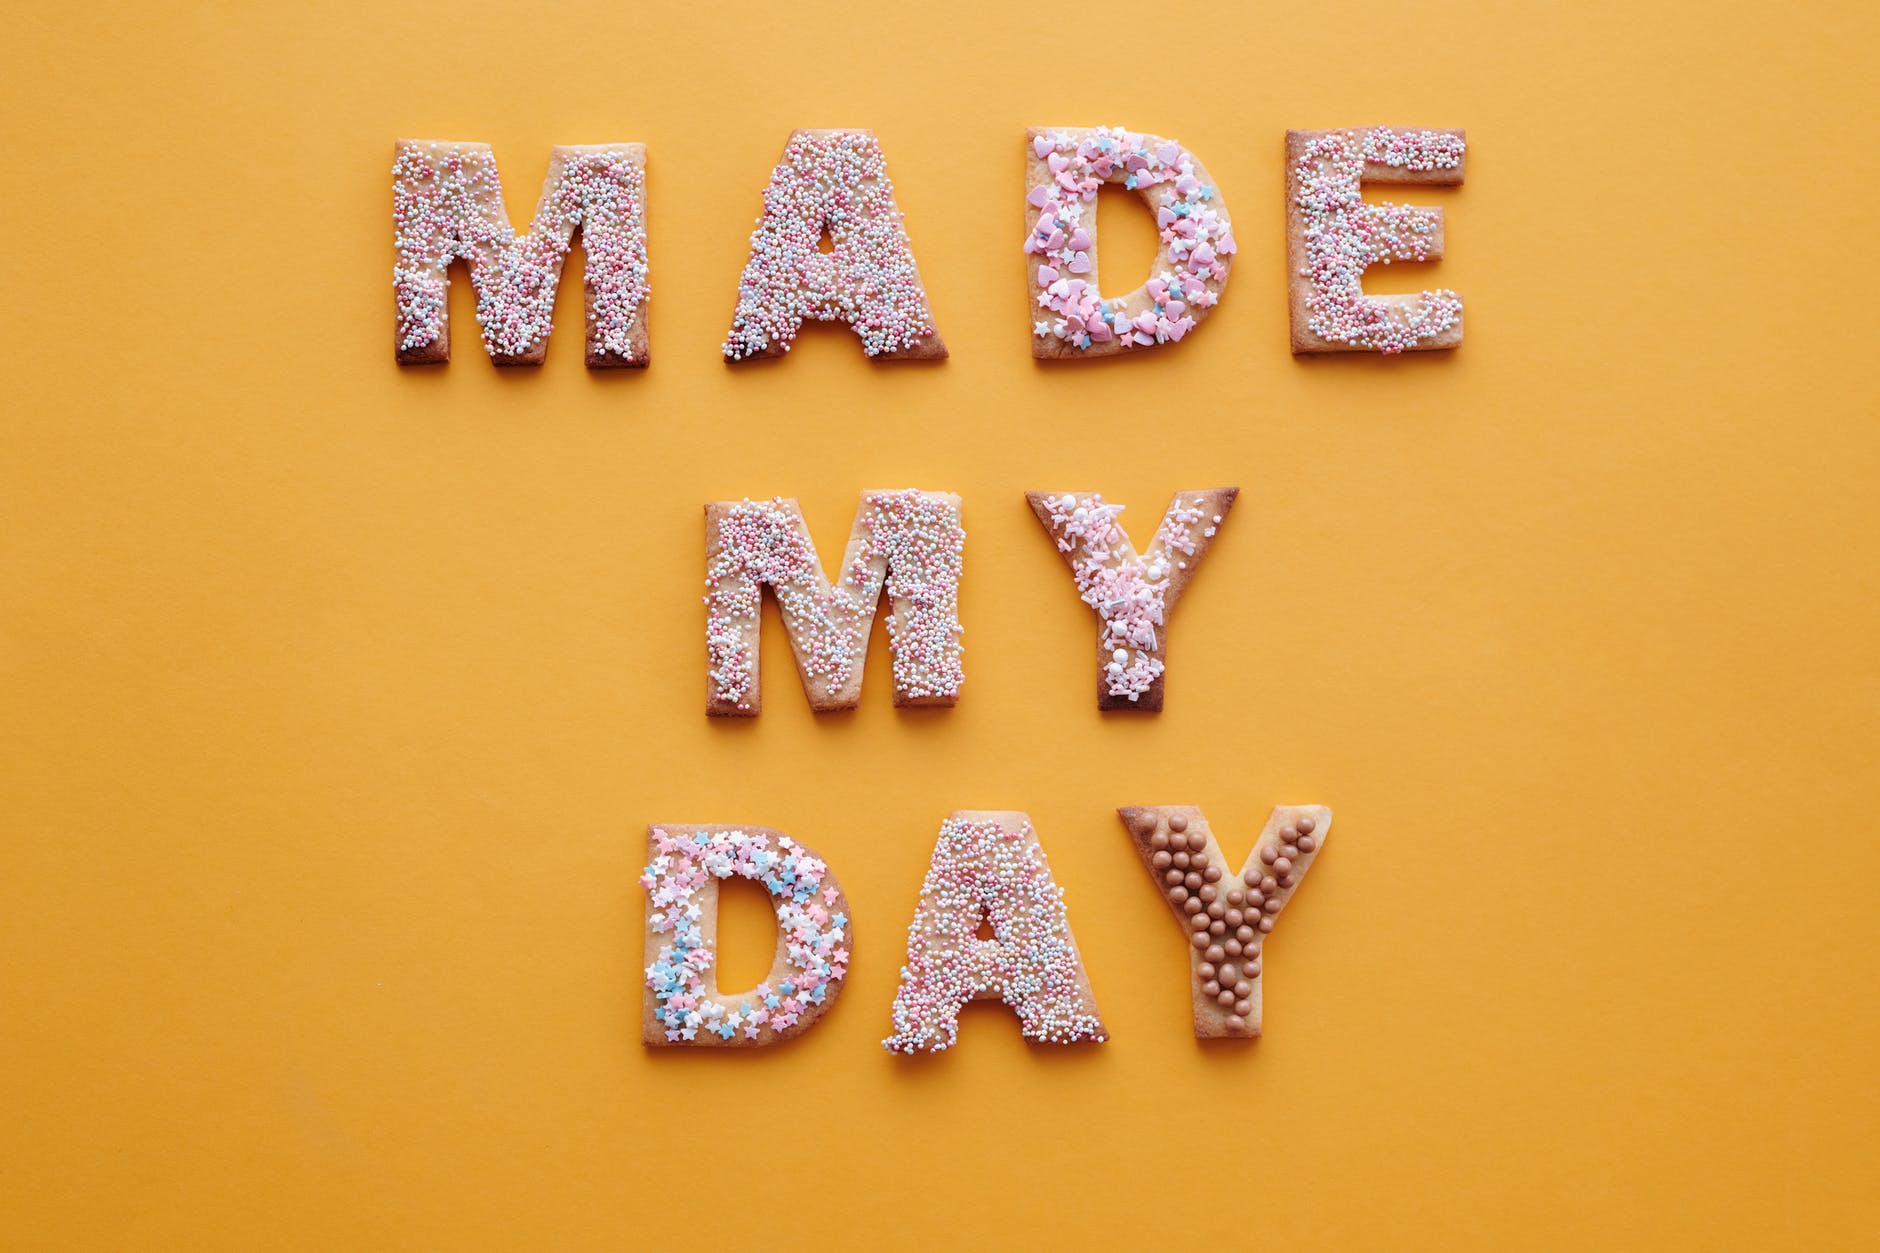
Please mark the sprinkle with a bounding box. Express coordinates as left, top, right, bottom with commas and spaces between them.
705, 492, 965, 713
1291, 127, 1464, 352
722, 130, 941, 360
1029, 490, 1233, 705
392, 140, 649, 365
641, 825, 849, 1046
1025, 127, 1233, 353
884, 814, 1106, 1053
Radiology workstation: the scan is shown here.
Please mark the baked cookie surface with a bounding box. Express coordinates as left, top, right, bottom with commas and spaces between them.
883, 811, 1106, 1053
1026, 488, 1238, 711
722, 129, 945, 362
392, 139, 649, 367
1025, 126, 1236, 358
1118, 805, 1332, 1038
704, 491, 965, 715
641, 824, 851, 1047
1285, 126, 1466, 354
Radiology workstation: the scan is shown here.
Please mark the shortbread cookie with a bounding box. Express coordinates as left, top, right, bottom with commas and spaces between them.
641, 824, 851, 1047
704, 491, 964, 715
1285, 127, 1465, 354
1025, 126, 1236, 359
392, 139, 649, 367
1025, 488, 1238, 711
1117, 805, 1331, 1039
722, 129, 945, 362
883, 811, 1106, 1053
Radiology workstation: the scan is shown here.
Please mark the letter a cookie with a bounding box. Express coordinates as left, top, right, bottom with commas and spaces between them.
722, 129, 945, 362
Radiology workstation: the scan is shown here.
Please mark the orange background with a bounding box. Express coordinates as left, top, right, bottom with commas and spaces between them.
4, 2, 1877, 1249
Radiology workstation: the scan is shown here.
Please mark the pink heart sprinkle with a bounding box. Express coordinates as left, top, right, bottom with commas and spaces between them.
1068, 228, 1091, 251
1032, 134, 1052, 158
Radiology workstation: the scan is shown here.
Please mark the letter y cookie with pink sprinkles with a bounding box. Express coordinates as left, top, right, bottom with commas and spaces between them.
1026, 488, 1238, 711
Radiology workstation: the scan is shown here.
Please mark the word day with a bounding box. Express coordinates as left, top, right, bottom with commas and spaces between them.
392, 124, 1466, 369
644, 806, 1331, 1051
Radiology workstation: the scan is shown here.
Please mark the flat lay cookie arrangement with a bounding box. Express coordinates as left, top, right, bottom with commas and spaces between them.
380, 118, 1430, 1042
381, 126, 1461, 1051
393, 125, 1462, 364
16, 6, 1876, 1248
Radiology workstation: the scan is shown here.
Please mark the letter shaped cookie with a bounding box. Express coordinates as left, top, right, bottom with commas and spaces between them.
1025, 126, 1237, 358
392, 139, 649, 366
1285, 127, 1466, 354
1026, 488, 1238, 711
1118, 805, 1332, 1039
721, 129, 946, 361
883, 811, 1106, 1053
641, 824, 851, 1046
704, 491, 964, 716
